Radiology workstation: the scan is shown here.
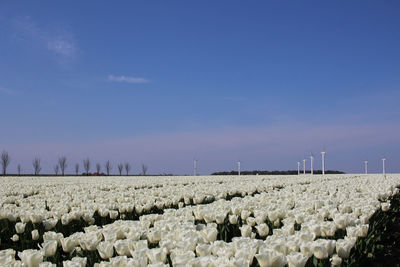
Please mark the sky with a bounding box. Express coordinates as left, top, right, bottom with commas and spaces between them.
0, 1, 400, 175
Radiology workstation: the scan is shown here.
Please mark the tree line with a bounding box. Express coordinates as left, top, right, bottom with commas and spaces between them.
0, 150, 148, 176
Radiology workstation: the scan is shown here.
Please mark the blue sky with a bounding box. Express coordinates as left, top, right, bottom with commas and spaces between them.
1, 1, 399, 174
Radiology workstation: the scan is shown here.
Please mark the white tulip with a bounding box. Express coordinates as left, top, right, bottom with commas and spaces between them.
43, 219, 58, 231
255, 249, 286, 267
41, 240, 58, 257
381, 202, 390, 212
336, 239, 353, 259
97, 241, 114, 260
114, 239, 130, 256
215, 214, 226, 224
240, 225, 252, 238
79, 233, 101, 251
286, 252, 309, 267
146, 248, 167, 264
256, 224, 269, 237
232, 257, 251, 267
247, 217, 256, 227
201, 227, 218, 243
235, 247, 257, 265
109, 210, 119, 219
43, 232, 63, 246
39, 262, 56, 267
196, 244, 212, 257
18, 249, 43, 267
61, 237, 76, 253
32, 230, 39, 241
241, 210, 251, 220
30, 214, 44, 224
299, 242, 313, 258
11, 234, 19, 242
170, 249, 195, 265
330, 254, 342, 266
229, 215, 238, 224
15, 222, 26, 234
312, 244, 328, 259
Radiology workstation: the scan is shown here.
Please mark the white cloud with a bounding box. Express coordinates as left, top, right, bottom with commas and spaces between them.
47, 38, 76, 57
108, 75, 150, 84
12, 16, 76, 58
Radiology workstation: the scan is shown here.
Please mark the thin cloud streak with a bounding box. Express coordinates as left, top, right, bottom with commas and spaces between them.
108, 75, 150, 84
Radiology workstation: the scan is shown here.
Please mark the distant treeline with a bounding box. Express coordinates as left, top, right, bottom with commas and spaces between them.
211, 170, 345, 175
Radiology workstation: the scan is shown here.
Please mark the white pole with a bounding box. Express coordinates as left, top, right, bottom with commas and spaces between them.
321, 152, 326, 175
193, 159, 197, 176
382, 158, 386, 175
303, 159, 306, 175
310, 155, 314, 175
297, 162, 300, 175
364, 161, 368, 174
238, 161, 241, 176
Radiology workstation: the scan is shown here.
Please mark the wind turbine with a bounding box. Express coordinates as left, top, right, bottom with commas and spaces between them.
382, 158, 386, 175
310, 154, 314, 175
193, 159, 197, 176
303, 159, 306, 175
237, 161, 241, 176
297, 162, 300, 175
364, 161, 368, 174
321, 151, 326, 175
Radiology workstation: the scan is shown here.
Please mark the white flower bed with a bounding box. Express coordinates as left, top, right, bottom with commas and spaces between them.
0, 174, 398, 266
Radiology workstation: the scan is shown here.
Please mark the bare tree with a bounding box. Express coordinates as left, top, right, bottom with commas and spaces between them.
1, 151, 10, 175
58, 156, 67, 176
117, 163, 123, 175
104, 160, 112, 176
33, 158, 41, 175
75, 163, 80, 175
142, 164, 148, 175
96, 163, 101, 174
124, 162, 131, 175
17, 164, 21, 176
83, 158, 91, 175
54, 165, 59, 175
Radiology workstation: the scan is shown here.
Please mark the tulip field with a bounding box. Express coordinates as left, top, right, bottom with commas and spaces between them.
0, 174, 399, 266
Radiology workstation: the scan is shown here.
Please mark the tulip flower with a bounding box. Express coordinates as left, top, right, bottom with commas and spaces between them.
240, 225, 252, 238
336, 239, 353, 259
286, 252, 309, 267
32, 230, 39, 241
330, 254, 342, 266
97, 241, 114, 260
11, 234, 19, 242
61, 237, 76, 253
18, 249, 43, 267
41, 240, 58, 257
255, 249, 286, 267
146, 248, 167, 264
256, 223, 270, 237
15, 222, 26, 234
